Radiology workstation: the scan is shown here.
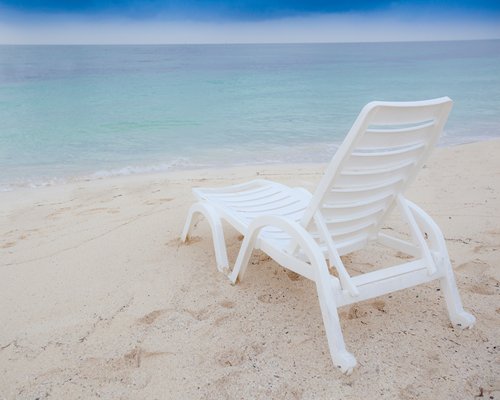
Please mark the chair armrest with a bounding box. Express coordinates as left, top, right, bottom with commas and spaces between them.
230, 215, 333, 297
404, 198, 449, 262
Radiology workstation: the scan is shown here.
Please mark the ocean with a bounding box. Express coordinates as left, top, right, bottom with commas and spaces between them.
1, 40, 499, 191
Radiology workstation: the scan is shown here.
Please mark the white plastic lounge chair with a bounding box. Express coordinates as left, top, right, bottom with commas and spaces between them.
181, 97, 475, 374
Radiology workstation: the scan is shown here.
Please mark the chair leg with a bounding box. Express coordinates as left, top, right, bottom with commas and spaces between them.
228, 227, 260, 284
181, 204, 198, 242
439, 259, 475, 329
181, 202, 229, 273
403, 199, 475, 329
230, 215, 358, 373
316, 280, 357, 374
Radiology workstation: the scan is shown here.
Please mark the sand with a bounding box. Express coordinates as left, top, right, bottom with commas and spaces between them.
1, 140, 499, 399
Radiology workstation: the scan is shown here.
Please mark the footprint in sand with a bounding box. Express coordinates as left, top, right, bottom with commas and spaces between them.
78, 207, 120, 216
220, 300, 235, 309
216, 349, 246, 367
342, 305, 368, 320
137, 309, 169, 325
456, 259, 490, 275
467, 280, 498, 296
143, 198, 173, 206
174, 236, 202, 246
211, 301, 236, 326
473, 243, 498, 254
340, 301, 385, 320
122, 346, 171, 368
1, 234, 29, 248
257, 292, 287, 304
214, 314, 232, 327
46, 206, 73, 220
285, 270, 302, 281
457, 261, 499, 295
184, 307, 212, 321
215, 343, 264, 368
371, 299, 387, 313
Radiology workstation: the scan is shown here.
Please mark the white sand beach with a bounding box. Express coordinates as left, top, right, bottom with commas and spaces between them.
1, 140, 499, 399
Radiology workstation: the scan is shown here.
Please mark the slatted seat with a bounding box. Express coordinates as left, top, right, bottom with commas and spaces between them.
181, 97, 475, 374
192, 180, 310, 251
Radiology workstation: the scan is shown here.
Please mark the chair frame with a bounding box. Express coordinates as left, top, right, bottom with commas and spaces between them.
181, 98, 475, 373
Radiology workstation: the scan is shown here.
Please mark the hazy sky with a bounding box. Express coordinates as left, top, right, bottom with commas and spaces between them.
1, 0, 499, 44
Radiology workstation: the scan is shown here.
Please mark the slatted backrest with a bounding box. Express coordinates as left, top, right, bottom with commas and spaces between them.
302, 97, 453, 254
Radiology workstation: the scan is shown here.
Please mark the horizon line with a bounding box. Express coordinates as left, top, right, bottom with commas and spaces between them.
1, 38, 500, 46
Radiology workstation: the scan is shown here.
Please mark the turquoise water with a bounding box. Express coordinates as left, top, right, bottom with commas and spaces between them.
1, 40, 499, 190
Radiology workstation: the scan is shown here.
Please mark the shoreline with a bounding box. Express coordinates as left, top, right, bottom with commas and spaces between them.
2, 136, 500, 194
1, 140, 499, 399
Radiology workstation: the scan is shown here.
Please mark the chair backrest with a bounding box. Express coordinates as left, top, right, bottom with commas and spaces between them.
302, 97, 453, 255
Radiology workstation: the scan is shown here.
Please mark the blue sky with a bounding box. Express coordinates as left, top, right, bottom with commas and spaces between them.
2, 0, 500, 18
0, 1, 499, 43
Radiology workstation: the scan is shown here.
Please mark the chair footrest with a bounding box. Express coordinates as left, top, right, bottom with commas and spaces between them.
351, 259, 427, 287
335, 259, 440, 307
